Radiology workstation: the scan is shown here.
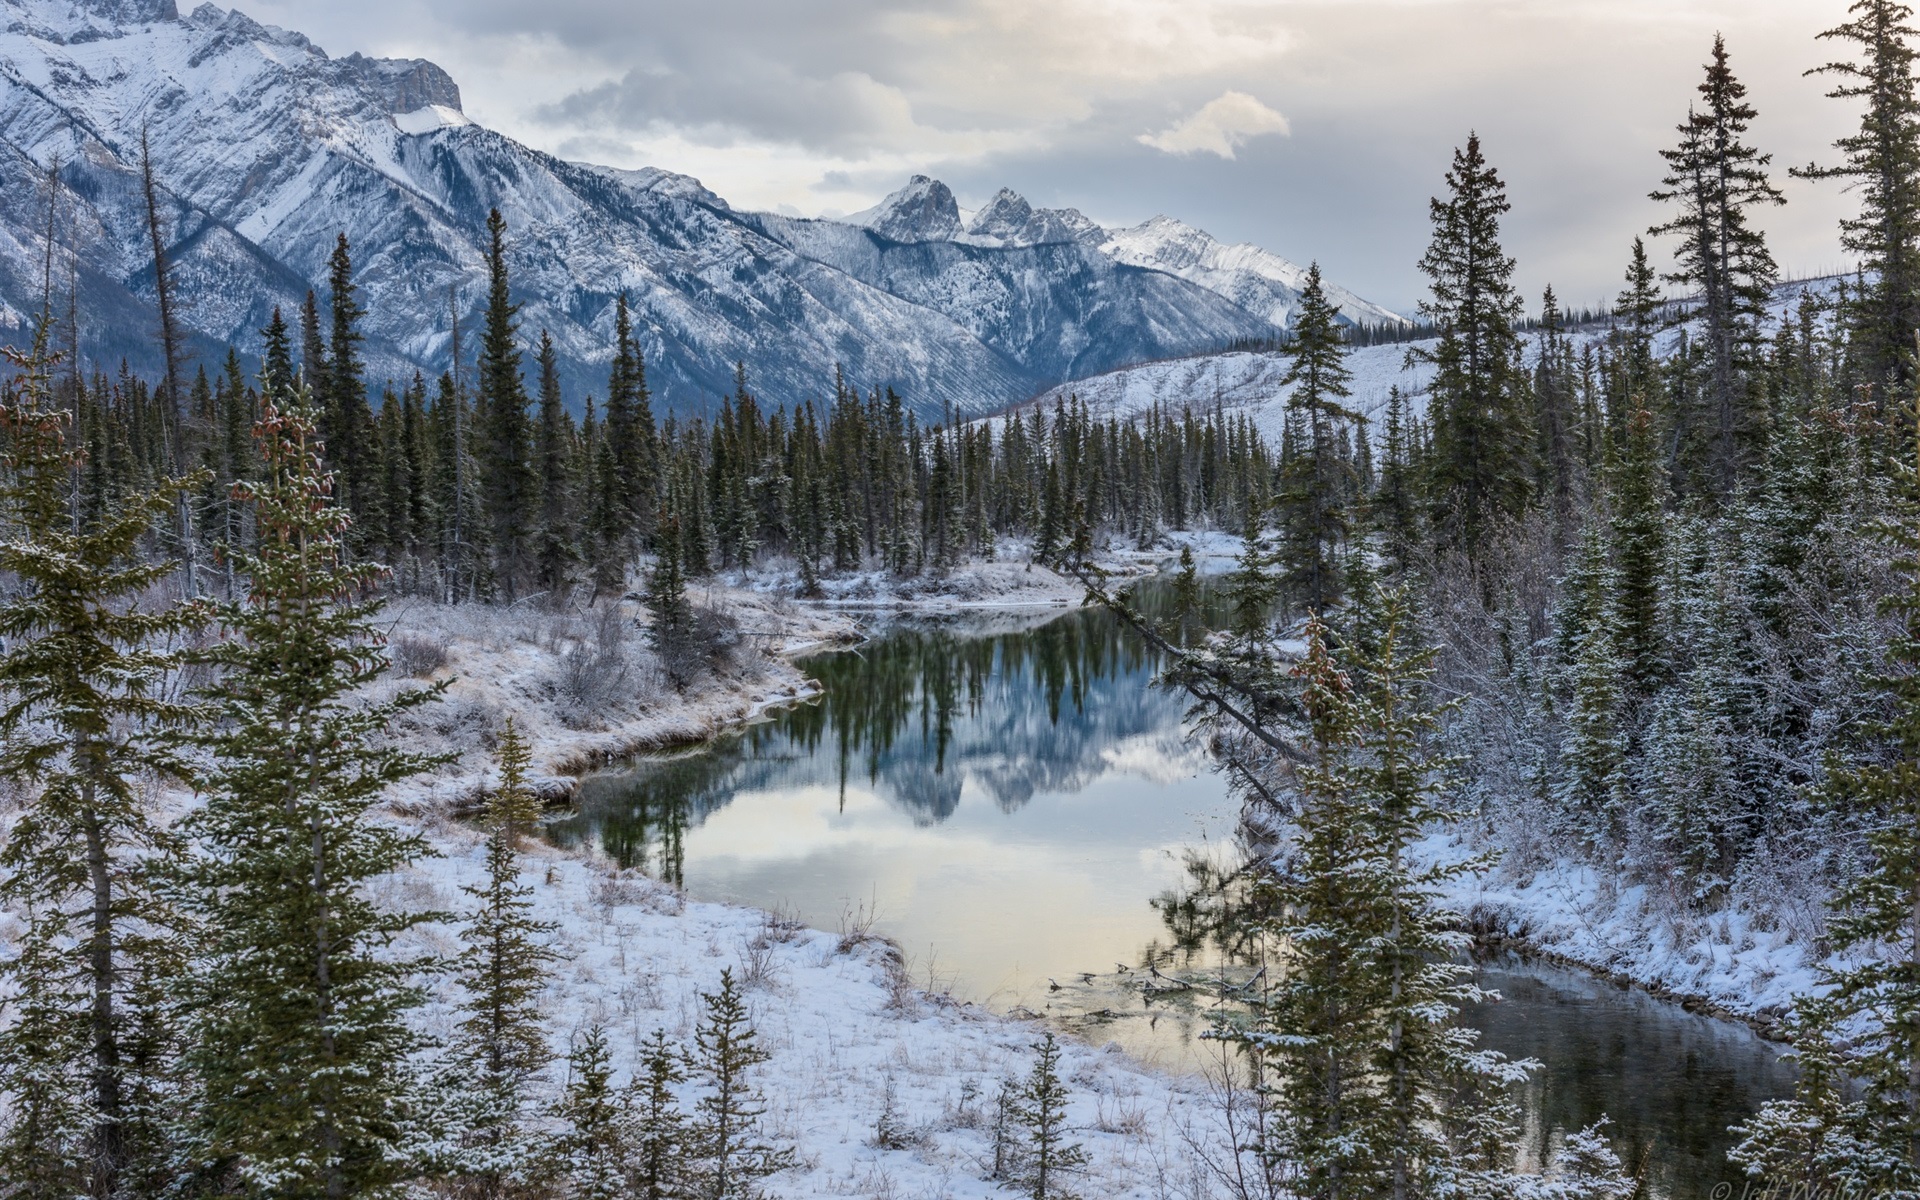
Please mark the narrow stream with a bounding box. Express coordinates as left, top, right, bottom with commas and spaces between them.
548, 588, 1797, 1200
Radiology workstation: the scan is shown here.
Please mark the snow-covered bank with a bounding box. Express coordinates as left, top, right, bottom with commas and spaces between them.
1427, 833, 1825, 1037
357, 588, 1244, 1196
715, 532, 1244, 614
372, 592, 860, 810
396, 819, 1230, 1198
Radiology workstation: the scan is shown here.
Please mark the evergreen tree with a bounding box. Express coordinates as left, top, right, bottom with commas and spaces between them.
644, 510, 694, 685
1609, 398, 1669, 696
1229, 497, 1283, 636
1730, 416, 1920, 1195
548, 1027, 628, 1200
1610, 240, 1664, 451
0, 334, 208, 1198
180, 386, 446, 1197
477, 209, 535, 599
324, 234, 372, 536
1373, 385, 1423, 579
1415, 134, 1533, 553
1015, 1034, 1086, 1200
1797, 0, 1920, 394
1555, 527, 1630, 852
687, 969, 793, 1200
1275, 263, 1356, 613
1649, 34, 1787, 495
449, 719, 558, 1198
630, 1029, 690, 1200
533, 331, 578, 597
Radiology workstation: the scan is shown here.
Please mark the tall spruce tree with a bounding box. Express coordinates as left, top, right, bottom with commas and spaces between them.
1415, 133, 1532, 554
1649, 35, 1787, 496
1797, 0, 1920, 394
533, 331, 578, 596
0, 333, 208, 1199
1275, 263, 1356, 613
181, 386, 446, 1197
323, 234, 374, 537
477, 210, 535, 599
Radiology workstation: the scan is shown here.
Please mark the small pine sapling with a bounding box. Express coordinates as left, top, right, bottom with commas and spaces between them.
1016, 1034, 1087, 1200
687, 968, 794, 1199
629, 1028, 690, 1200
549, 1027, 629, 1200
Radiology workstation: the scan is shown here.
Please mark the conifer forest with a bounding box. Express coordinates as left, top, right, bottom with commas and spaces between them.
2, 2, 1920, 1199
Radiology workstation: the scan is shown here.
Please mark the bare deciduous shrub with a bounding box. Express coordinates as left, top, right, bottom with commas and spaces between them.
555, 603, 632, 722
655, 601, 746, 689
837, 893, 883, 954
389, 631, 450, 678
739, 930, 782, 990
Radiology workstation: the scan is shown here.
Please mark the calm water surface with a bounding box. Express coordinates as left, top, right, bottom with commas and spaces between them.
549, 591, 1797, 1199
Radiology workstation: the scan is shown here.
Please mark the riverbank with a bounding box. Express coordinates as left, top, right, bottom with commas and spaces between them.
1427, 832, 1823, 1041
366, 578, 1248, 1197
711, 530, 1244, 614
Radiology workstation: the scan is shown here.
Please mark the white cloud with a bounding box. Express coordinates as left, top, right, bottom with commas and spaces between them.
1137, 91, 1291, 158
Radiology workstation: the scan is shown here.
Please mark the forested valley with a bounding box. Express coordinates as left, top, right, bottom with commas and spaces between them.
1, 3, 1919, 1199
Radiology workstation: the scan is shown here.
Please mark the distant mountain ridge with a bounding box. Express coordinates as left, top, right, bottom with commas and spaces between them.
0, 0, 1402, 415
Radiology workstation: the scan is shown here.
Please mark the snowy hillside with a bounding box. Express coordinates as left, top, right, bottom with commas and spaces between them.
0, 0, 1398, 416
1017, 276, 1842, 444
1100, 215, 1405, 331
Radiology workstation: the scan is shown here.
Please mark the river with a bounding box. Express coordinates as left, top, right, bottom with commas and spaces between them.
544, 589, 1797, 1200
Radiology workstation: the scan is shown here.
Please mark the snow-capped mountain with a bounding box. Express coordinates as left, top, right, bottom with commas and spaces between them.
0, 0, 1400, 414
1100, 215, 1405, 331
833, 177, 1403, 331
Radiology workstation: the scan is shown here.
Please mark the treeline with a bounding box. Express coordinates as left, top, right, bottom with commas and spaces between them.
70, 220, 1275, 614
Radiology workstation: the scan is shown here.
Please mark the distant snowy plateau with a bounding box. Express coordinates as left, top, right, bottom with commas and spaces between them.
0, 0, 1406, 416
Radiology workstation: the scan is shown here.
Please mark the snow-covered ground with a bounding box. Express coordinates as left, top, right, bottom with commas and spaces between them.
1434, 834, 1826, 1035
711, 532, 1244, 613
368, 591, 1253, 1197
399, 801, 1232, 1199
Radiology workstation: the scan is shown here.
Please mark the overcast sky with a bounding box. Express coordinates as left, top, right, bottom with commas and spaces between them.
246, 0, 1856, 316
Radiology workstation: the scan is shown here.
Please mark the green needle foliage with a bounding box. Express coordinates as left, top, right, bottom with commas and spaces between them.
548, 1027, 629, 1200
179, 385, 448, 1199
1016, 1034, 1086, 1200
630, 1028, 691, 1200
688, 969, 793, 1200
448, 718, 559, 1198
1732, 413, 1920, 1196
0, 331, 209, 1199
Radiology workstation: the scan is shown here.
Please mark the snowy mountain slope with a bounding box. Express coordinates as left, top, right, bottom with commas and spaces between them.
1016, 276, 1843, 448
0, 0, 1399, 415
1100, 215, 1405, 331
744, 209, 1278, 385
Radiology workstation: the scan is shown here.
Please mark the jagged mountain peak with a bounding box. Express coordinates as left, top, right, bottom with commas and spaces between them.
843, 174, 963, 243
964, 186, 1101, 248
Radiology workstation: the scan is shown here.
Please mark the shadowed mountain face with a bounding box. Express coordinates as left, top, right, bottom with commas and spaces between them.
0, 1, 1395, 416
